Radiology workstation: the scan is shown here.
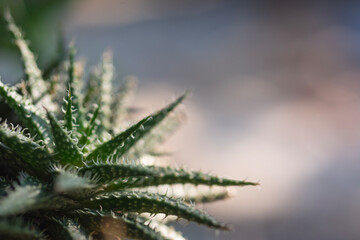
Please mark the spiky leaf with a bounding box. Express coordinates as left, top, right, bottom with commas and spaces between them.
0, 123, 52, 171
85, 115, 150, 161
104, 167, 258, 191
0, 80, 49, 142
78, 163, 157, 184
139, 184, 234, 204
64, 88, 74, 132
128, 112, 183, 159
78, 103, 101, 149
114, 93, 187, 158
96, 51, 115, 133
4, 10, 48, 102
86, 191, 228, 230
0, 142, 34, 178
67, 43, 84, 131
47, 111, 83, 165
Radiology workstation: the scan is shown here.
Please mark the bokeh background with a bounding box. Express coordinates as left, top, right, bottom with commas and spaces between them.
1, 1, 360, 239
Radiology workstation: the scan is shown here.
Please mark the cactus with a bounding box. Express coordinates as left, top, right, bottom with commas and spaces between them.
0, 11, 258, 240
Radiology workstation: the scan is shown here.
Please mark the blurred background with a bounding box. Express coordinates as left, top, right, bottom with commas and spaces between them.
1, 0, 360, 239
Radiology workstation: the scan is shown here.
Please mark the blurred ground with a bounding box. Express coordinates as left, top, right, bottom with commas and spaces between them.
2, 1, 360, 239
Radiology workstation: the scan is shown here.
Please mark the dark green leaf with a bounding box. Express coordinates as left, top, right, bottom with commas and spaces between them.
0, 142, 35, 178
67, 43, 84, 132
0, 122, 52, 171
127, 112, 183, 159
95, 51, 115, 133
85, 116, 150, 161
47, 111, 84, 166
78, 163, 156, 184
78, 103, 101, 149
85, 191, 229, 230
114, 93, 187, 158
0, 80, 49, 142
64, 88, 74, 132
104, 167, 258, 190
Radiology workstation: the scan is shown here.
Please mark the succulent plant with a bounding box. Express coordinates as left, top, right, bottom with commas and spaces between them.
0, 11, 258, 240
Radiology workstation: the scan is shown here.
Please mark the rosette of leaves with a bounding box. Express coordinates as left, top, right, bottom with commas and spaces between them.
0, 11, 258, 240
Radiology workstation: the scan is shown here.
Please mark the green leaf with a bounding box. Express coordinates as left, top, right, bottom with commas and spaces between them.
0, 80, 49, 142
67, 43, 84, 132
75, 209, 168, 240
85, 191, 229, 230
128, 112, 183, 159
64, 87, 74, 132
4, 10, 48, 102
85, 115, 151, 161
104, 167, 258, 191
184, 186, 233, 204
114, 93, 188, 158
96, 51, 115, 133
46, 110, 84, 165
78, 103, 101, 149
79, 163, 257, 190
0, 142, 35, 178
78, 163, 157, 184
82, 52, 115, 137
138, 184, 233, 204
0, 122, 52, 171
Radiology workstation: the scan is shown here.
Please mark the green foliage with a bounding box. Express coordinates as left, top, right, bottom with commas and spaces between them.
46, 110, 83, 165
0, 12, 258, 240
